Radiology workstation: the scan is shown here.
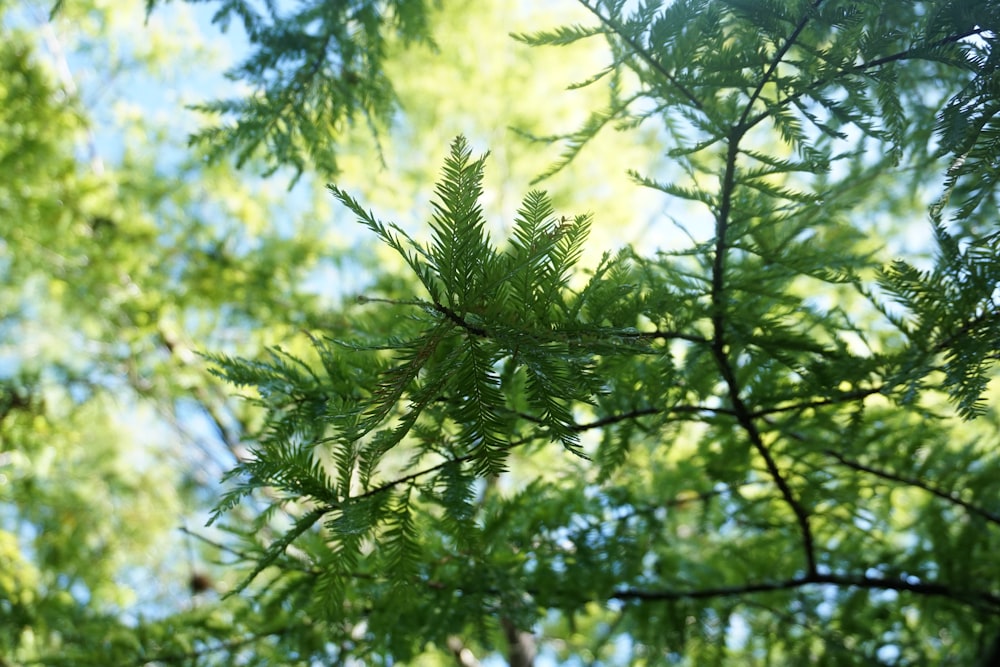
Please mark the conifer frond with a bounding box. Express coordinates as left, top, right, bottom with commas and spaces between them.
426, 136, 496, 308
177, 0, 436, 180
548, 213, 592, 290
628, 170, 719, 207
358, 321, 455, 437
871, 67, 907, 165
454, 338, 510, 476
510, 23, 605, 47
228, 506, 328, 595
565, 65, 617, 90
528, 97, 641, 183
736, 176, 821, 204
735, 150, 828, 177
877, 223, 1000, 418
433, 462, 478, 538
521, 343, 588, 457
506, 190, 558, 321
935, 106, 1000, 220
380, 488, 421, 588
329, 185, 443, 300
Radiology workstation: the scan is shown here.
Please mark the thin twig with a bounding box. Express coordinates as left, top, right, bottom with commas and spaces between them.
747, 386, 884, 418
824, 449, 1000, 527
746, 27, 989, 132
738, 0, 825, 130
575, 0, 705, 113
612, 571, 1000, 609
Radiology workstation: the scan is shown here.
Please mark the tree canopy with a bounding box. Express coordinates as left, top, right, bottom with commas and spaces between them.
4, 0, 1000, 665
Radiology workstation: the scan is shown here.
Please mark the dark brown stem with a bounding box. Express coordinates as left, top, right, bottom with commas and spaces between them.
612, 571, 1000, 609
711, 169, 818, 573
824, 449, 1000, 527
433, 301, 488, 336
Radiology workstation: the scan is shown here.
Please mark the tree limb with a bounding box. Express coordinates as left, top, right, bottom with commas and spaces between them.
612, 571, 1000, 610
824, 449, 1000, 527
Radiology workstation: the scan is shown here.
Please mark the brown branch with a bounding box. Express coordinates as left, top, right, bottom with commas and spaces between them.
156, 325, 252, 466
433, 301, 488, 336
708, 9, 820, 573
35, 9, 105, 176
713, 258, 818, 579
824, 449, 1000, 527
617, 328, 711, 345
447, 636, 482, 667
113, 631, 284, 667
502, 617, 536, 667
612, 571, 1000, 610
570, 404, 733, 432
738, 0, 825, 130
848, 29, 989, 76
177, 525, 315, 573
353, 399, 741, 505
189, 383, 250, 463
933, 308, 1000, 356
441, 570, 1000, 621
747, 386, 885, 418
521, 388, 883, 437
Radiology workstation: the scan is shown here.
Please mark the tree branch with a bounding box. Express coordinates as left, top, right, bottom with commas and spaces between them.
576, 0, 706, 114
824, 449, 1000, 527
748, 386, 885, 418
738, 0, 824, 130
708, 16, 820, 573
502, 617, 536, 667
570, 404, 735, 431
433, 301, 489, 336
351, 397, 741, 507
746, 27, 989, 132
35, 9, 104, 176
611, 571, 1000, 610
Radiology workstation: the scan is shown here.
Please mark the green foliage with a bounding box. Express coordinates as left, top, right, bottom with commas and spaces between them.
10, 0, 1000, 665
204, 1, 1000, 664
879, 223, 1000, 418
155, 0, 435, 181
